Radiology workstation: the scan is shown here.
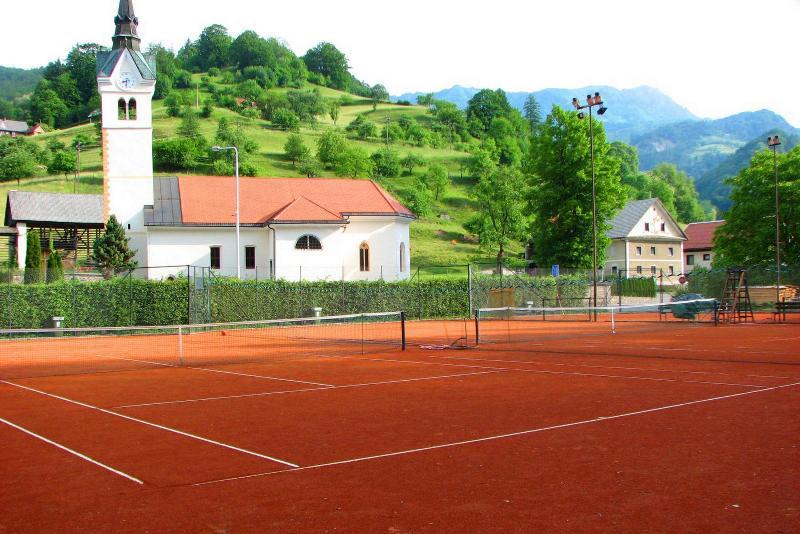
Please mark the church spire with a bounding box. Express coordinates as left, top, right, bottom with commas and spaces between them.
112, 0, 141, 51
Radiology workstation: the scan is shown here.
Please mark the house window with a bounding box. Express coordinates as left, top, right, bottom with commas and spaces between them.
118, 98, 127, 120
703, 253, 711, 261
611, 266, 618, 276
210, 246, 221, 270
668, 247, 674, 257
245, 246, 256, 270
636, 246, 642, 256
359, 242, 370, 272
687, 255, 695, 266
636, 266, 643, 275
661, 223, 666, 232
128, 98, 137, 120
669, 265, 675, 276
295, 235, 322, 250
651, 266, 657, 275
650, 246, 656, 255
644, 223, 650, 232
399, 243, 406, 273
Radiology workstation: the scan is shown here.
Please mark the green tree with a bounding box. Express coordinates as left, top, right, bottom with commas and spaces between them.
370, 84, 389, 111
0, 145, 37, 184
714, 146, 800, 267
346, 114, 378, 140
47, 150, 77, 178
422, 164, 449, 200
466, 88, 513, 137
370, 148, 401, 178
334, 146, 373, 178
93, 215, 137, 279
24, 231, 43, 284
317, 129, 348, 168
523, 94, 542, 133
230, 30, 271, 69
30, 80, 68, 128
272, 108, 300, 131
466, 167, 529, 267
177, 108, 202, 139
46, 236, 64, 284
328, 100, 341, 125
649, 163, 711, 223
164, 93, 184, 117
284, 134, 309, 165
195, 25, 232, 70
527, 105, 624, 268
299, 157, 322, 178
402, 180, 435, 217
303, 42, 350, 89
401, 153, 426, 175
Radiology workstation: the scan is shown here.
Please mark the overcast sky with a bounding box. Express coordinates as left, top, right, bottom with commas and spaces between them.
3, 0, 798, 126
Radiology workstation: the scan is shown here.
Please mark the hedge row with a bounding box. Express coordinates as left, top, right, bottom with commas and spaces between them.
1, 274, 593, 329
610, 277, 657, 298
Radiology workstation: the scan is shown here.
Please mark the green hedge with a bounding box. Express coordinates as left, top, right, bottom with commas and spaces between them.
611, 277, 657, 298
1, 274, 593, 329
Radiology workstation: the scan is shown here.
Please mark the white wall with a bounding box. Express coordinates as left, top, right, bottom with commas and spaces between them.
146, 227, 272, 280
15, 223, 27, 269
629, 205, 683, 239
274, 217, 411, 282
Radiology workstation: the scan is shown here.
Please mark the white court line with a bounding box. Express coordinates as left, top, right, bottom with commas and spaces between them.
347, 356, 768, 388
0, 380, 299, 469
193, 380, 800, 487
114, 370, 506, 409
185, 366, 335, 387
0, 416, 144, 485
424, 354, 797, 381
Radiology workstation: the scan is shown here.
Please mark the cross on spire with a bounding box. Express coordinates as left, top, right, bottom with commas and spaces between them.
113, 0, 140, 51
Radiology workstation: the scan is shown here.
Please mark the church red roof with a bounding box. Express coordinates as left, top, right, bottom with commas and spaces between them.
176, 177, 414, 225
683, 221, 725, 252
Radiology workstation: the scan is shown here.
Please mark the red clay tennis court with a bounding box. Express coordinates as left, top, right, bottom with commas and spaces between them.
1, 308, 798, 531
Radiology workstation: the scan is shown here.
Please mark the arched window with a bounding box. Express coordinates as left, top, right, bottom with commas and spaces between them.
128, 98, 137, 120
295, 235, 322, 250
399, 242, 406, 273
118, 98, 128, 120
359, 242, 370, 272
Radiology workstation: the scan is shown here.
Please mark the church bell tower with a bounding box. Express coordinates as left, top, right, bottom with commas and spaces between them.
96, 0, 156, 268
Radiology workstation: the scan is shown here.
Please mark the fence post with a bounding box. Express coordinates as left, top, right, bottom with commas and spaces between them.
467, 263, 473, 318
186, 265, 191, 325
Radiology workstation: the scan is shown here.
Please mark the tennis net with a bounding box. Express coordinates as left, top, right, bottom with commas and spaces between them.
0, 311, 405, 380
475, 298, 718, 346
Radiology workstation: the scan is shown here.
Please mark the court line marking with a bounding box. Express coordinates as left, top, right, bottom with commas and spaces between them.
347, 356, 769, 388
0, 380, 299, 469
112, 370, 506, 409
422, 354, 797, 381
184, 366, 335, 387
0, 416, 144, 485
192, 380, 800, 487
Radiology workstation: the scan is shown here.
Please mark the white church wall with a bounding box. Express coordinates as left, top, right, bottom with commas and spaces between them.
275, 217, 411, 282
146, 227, 272, 280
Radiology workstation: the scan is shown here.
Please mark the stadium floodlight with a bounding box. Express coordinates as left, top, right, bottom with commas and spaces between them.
767, 135, 782, 304
212, 145, 241, 280
570, 92, 609, 318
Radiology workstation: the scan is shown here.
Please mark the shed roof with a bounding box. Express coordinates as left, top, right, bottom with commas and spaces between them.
0, 119, 29, 134
4, 191, 104, 227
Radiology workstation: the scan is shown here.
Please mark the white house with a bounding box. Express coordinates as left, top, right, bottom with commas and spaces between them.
604, 198, 687, 282
90, 0, 414, 281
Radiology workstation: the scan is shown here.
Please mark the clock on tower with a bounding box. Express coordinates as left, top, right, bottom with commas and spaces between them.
96, 0, 157, 269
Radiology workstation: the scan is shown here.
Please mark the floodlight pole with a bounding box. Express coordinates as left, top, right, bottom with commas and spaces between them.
212, 145, 241, 279
572, 93, 608, 319
768, 136, 781, 304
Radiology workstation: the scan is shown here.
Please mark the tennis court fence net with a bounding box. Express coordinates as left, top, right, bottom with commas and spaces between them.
475, 298, 718, 345
0, 311, 405, 380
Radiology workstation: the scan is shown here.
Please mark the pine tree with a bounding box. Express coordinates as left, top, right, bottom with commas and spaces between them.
93, 215, 138, 279
24, 232, 43, 284
46, 235, 64, 283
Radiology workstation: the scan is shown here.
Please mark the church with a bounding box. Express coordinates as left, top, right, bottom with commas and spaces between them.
8, 0, 414, 282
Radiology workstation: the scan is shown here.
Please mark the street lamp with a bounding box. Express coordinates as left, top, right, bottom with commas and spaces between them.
571, 92, 607, 316
211, 145, 241, 279
767, 135, 781, 304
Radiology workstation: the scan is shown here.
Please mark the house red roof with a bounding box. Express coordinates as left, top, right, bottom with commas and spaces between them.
684, 221, 725, 251
176, 177, 414, 225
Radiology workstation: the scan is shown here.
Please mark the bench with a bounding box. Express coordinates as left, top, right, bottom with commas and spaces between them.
774, 300, 800, 322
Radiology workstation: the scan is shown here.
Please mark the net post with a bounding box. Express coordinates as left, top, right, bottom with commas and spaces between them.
611, 305, 616, 334
400, 311, 406, 351
713, 299, 719, 326
477, 308, 483, 345
178, 325, 184, 366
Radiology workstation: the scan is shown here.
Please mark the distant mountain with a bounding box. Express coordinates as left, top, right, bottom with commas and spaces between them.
632, 110, 799, 180
393, 85, 698, 142
694, 129, 800, 213
0, 66, 43, 100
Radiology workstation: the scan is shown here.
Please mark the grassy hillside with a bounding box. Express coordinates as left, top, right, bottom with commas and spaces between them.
5, 77, 521, 269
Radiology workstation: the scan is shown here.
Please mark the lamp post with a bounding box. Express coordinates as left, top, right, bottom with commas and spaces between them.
212, 145, 241, 279
571, 92, 608, 317
767, 135, 781, 304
